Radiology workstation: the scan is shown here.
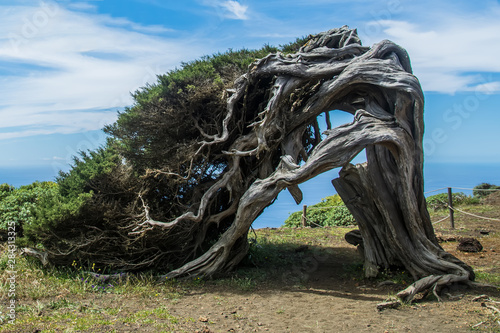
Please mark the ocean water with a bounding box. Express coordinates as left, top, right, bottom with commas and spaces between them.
423, 163, 500, 195
252, 162, 500, 229
1, 162, 498, 228
0, 165, 64, 187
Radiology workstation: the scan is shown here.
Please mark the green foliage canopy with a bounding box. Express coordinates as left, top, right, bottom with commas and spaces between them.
25, 38, 312, 270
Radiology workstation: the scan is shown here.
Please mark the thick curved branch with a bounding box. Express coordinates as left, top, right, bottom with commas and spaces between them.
167, 111, 411, 278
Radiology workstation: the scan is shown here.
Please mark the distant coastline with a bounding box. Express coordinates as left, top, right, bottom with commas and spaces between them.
423, 162, 500, 195
1, 162, 498, 229
3, 162, 497, 188
0, 164, 66, 188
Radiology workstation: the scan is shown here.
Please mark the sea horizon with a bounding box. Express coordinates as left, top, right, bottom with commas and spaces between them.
1, 161, 499, 229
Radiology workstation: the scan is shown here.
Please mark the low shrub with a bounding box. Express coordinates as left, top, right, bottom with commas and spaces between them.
0, 181, 58, 237
473, 183, 500, 198
426, 192, 479, 210
283, 195, 355, 227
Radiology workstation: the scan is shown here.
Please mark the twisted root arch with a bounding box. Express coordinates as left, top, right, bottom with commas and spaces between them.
132, 27, 474, 301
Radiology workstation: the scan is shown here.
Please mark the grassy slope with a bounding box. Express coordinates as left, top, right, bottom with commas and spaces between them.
1, 195, 499, 332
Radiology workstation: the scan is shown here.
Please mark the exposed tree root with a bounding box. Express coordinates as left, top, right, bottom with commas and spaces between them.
396, 273, 471, 303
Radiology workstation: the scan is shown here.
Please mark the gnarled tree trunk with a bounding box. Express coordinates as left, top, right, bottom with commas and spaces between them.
28, 26, 473, 301
161, 27, 474, 301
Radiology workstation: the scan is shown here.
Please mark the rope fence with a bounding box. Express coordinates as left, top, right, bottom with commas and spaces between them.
306, 204, 345, 210
302, 215, 324, 228
432, 215, 450, 225
427, 186, 500, 227
452, 187, 500, 192
451, 207, 500, 222
300, 186, 499, 227
432, 207, 500, 225
425, 187, 500, 195
424, 187, 449, 195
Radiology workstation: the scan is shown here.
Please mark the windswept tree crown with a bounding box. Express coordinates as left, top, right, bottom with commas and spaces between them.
28, 27, 474, 300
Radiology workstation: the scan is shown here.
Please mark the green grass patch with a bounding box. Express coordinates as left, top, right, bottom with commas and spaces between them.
474, 270, 500, 287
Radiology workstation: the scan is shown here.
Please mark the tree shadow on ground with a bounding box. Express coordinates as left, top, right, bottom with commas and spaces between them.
204, 238, 412, 301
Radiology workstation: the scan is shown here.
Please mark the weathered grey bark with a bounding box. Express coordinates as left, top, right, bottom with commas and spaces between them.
129, 26, 472, 299
333, 156, 474, 278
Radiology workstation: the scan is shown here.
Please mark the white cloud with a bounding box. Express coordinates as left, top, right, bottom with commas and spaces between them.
2, 0, 499, 144
66, 2, 98, 12
0, 1, 206, 140
359, 7, 500, 93
42, 156, 66, 161
475, 82, 500, 94
200, 0, 249, 20
221, 1, 248, 20
95, 14, 176, 34
0, 108, 118, 140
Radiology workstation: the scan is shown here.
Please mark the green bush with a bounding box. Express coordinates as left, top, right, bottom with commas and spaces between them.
0, 183, 15, 200
425, 192, 479, 210
17, 36, 325, 269
473, 183, 500, 198
327, 205, 356, 226
283, 195, 355, 227
27, 190, 93, 243
0, 181, 59, 235
24, 146, 124, 245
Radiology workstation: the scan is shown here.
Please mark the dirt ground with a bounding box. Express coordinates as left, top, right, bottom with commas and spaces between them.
161, 260, 500, 332
170, 195, 500, 332
120, 197, 500, 332
15, 230, 500, 332
30, 236, 497, 333
163, 246, 500, 332
74, 281, 498, 333
4, 194, 500, 332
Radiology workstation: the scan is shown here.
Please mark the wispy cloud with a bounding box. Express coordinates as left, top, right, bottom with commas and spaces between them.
66, 2, 98, 12
229, 1, 500, 94
221, 1, 248, 20
95, 15, 176, 34
475, 82, 500, 95
2, 0, 500, 145
0, 1, 206, 140
359, 3, 500, 93
200, 0, 249, 20
42, 156, 66, 161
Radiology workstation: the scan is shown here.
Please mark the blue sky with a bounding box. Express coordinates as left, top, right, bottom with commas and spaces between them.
1, 0, 500, 173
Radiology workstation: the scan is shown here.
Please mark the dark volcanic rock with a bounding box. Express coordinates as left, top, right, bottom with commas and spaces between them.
457, 237, 483, 253
345, 229, 363, 246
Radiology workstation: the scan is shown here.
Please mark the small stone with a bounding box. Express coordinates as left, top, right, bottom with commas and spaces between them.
199, 316, 209, 322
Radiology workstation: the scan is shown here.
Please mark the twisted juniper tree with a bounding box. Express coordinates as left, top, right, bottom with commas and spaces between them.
29, 27, 473, 301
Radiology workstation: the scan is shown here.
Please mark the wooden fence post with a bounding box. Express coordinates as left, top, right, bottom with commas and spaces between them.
448, 187, 455, 229
301, 205, 307, 227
